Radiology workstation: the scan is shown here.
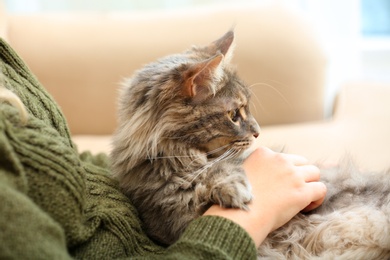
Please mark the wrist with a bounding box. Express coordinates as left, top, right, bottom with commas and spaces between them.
203, 204, 274, 247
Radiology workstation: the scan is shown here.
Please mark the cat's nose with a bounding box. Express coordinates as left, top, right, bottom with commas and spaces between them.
251, 121, 260, 139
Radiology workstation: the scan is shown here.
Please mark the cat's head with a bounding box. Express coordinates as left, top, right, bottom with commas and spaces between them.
119, 30, 260, 159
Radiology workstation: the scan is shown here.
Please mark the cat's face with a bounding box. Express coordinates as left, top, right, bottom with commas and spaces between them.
120, 30, 260, 159
172, 68, 260, 158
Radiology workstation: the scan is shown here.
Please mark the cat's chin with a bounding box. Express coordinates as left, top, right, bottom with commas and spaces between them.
239, 141, 258, 160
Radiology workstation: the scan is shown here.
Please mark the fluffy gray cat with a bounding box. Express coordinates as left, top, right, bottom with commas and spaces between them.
111, 30, 390, 258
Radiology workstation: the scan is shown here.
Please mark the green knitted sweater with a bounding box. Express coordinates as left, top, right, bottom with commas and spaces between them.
0, 38, 257, 259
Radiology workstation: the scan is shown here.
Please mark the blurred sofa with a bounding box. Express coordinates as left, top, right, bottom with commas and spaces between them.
1, 3, 389, 172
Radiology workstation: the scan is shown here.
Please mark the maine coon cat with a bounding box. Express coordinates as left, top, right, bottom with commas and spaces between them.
111, 30, 390, 258
111, 30, 259, 245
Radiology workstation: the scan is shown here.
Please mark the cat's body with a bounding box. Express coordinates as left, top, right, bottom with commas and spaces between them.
260, 162, 390, 259
111, 31, 259, 245
111, 31, 390, 258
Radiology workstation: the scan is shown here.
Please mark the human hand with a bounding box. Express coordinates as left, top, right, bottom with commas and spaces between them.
243, 147, 326, 229
204, 146, 326, 246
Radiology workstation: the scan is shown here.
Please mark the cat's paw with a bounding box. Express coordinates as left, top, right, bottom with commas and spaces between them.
210, 174, 252, 210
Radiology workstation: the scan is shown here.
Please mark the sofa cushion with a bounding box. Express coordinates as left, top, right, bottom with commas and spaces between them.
6, 4, 327, 134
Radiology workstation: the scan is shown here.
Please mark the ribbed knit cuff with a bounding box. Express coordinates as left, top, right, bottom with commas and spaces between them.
174, 215, 257, 259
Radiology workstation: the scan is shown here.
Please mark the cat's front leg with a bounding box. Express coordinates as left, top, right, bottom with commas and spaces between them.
206, 163, 252, 210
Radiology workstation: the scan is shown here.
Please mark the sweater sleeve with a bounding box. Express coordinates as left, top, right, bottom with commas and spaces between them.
0, 181, 72, 260
0, 114, 72, 260
162, 216, 258, 259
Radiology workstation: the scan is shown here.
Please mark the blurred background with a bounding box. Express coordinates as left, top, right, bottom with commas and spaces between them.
1, 0, 389, 169
3, 0, 390, 116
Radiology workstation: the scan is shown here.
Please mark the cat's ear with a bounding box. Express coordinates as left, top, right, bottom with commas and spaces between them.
182, 53, 223, 102
207, 30, 235, 63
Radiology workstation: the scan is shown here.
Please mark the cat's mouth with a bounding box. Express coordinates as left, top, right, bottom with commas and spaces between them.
232, 139, 253, 149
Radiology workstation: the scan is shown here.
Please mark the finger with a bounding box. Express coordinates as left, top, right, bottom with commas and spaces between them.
283, 153, 310, 166
302, 199, 324, 212
299, 165, 321, 182
301, 182, 327, 212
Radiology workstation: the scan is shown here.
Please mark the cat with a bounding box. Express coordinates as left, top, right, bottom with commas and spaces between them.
111, 30, 259, 245
110, 30, 390, 258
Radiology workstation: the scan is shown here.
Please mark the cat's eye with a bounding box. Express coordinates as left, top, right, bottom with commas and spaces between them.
228, 108, 241, 123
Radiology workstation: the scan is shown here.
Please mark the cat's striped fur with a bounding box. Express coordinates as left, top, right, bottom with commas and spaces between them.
111, 31, 260, 245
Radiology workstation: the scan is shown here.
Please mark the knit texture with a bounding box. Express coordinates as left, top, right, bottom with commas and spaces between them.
0, 38, 257, 259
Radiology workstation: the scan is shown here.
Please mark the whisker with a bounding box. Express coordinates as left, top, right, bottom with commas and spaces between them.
248, 82, 291, 107
248, 87, 264, 114
186, 163, 211, 184
147, 143, 232, 161
209, 148, 239, 165
206, 144, 231, 157
262, 78, 291, 90
186, 148, 235, 184
187, 144, 230, 170
221, 149, 240, 162
151, 155, 195, 159
144, 143, 242, 185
